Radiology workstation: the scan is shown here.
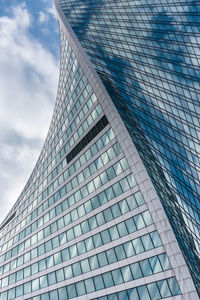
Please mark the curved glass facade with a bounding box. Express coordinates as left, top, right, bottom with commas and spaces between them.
59, 0, 200, 294
0, 0, 199, 299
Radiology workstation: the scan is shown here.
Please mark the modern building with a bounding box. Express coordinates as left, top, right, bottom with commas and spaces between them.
0, 0, 199, 299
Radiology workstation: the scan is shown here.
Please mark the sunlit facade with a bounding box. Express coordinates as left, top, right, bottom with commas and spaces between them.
0, 0, 199, 299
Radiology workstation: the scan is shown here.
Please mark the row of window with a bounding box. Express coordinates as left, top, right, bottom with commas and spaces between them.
0, 128, 115, 247
47, 84, 96, 166
2, 173, 135, 272
43, 87, 96, 186
56, 32, 80, 119
57, 32, 77, 114
0, 182, 150, 276
1, 140, 121, 253
54, 59, 81, 142
0, 190, 147, 285
0, 155, 130, 264
0, 101, 103, 248
34, 68, 86, 185
93, 277, 181, 300
0, 229, 162, 288
32, 101, 103, 196
0, 252, 171, 299
37, 74, 91, 178
2, 51, 88, 237
25, 277, 181, 300
0, 90, 97, 244
1, 35, 83, 229
37, 38, 83, 172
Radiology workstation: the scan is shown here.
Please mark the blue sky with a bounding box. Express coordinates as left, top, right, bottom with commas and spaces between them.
0, 0, 59, 224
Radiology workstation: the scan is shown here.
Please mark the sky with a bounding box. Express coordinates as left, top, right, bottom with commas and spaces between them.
0, 0, 59, 224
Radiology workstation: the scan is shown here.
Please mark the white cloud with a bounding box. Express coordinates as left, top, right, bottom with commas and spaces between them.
41, 0, 57, 19
47, 4, 57, 20
38, 11, 49, 23
0, 3, 59, 224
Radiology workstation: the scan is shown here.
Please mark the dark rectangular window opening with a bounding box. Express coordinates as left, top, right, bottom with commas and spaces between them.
0, 212, 16, 231
67, 115, 109, 163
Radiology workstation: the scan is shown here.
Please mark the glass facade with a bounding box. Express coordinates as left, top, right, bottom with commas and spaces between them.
0, 0, 199, 299
59, 0, 200, 295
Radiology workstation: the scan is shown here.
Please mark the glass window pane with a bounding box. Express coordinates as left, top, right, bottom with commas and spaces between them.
56, 269, 64, 282
81, 259, 90, 273
103, 272, 114, 288
77, 241, 86, 255
147, 282, 161, 300
85, 278, 95, 293
150, 231, 162, 247
134, 191, 145, 206
125, 218, 136, 234
167, 278, 181, 296
134, 214, 145, 229
96, 212, 105, 226
117, 222, 128, 237
89, 256, 99, 270
46, 255, 54, 268
17, 269, 23, 281
111, 204, 121, 218
121, 266, 133, 282
130, 262, 142, 280
31, 263, 38, 275
127, 288, 139, 300
67, 284, 77, 299
24, 282, 31, 294
119, 178, 130, 193
39, 259, 46, 272
158, 280, 171, 298
52, 236, 59, 249
142, 211, 153, 226
106, 249, 117, 264
89, 216, 97, 230
72, 262, 82, 276
40, 275, 48, 288
16, 285, 23, 297
139, 259, 153, 276
98, 252, 108, 267
132, 238, 144, 254
126, 195, 137, 210
126, 174, 136, 187
112, 269, 123, 285
48, 272, 56, 285
76, 281, 86, 296
149, 256, 162, 273
137, 285, 150, 300
115, 245, 126, 260
64, 265, 73, 279
94, 275, 104, 291
41, 292, 49, 300
109, 226, 120, 240
141, 234, 154, 251
69, 244, 78, 258
101, 229, 111, 244
104, 208, 113, 222
158, 254, 171, 270
58, 287, 68, 300
105, 187, 115, 201
85, 237, 94, 251
81, 220, 90, 234
123, 241, 135, 257
93, 233, 103, 248
50, 290, 58, 300
113, 182, 122, 196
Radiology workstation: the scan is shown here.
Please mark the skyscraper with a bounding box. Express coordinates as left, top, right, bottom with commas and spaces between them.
0, 0, 199, 299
